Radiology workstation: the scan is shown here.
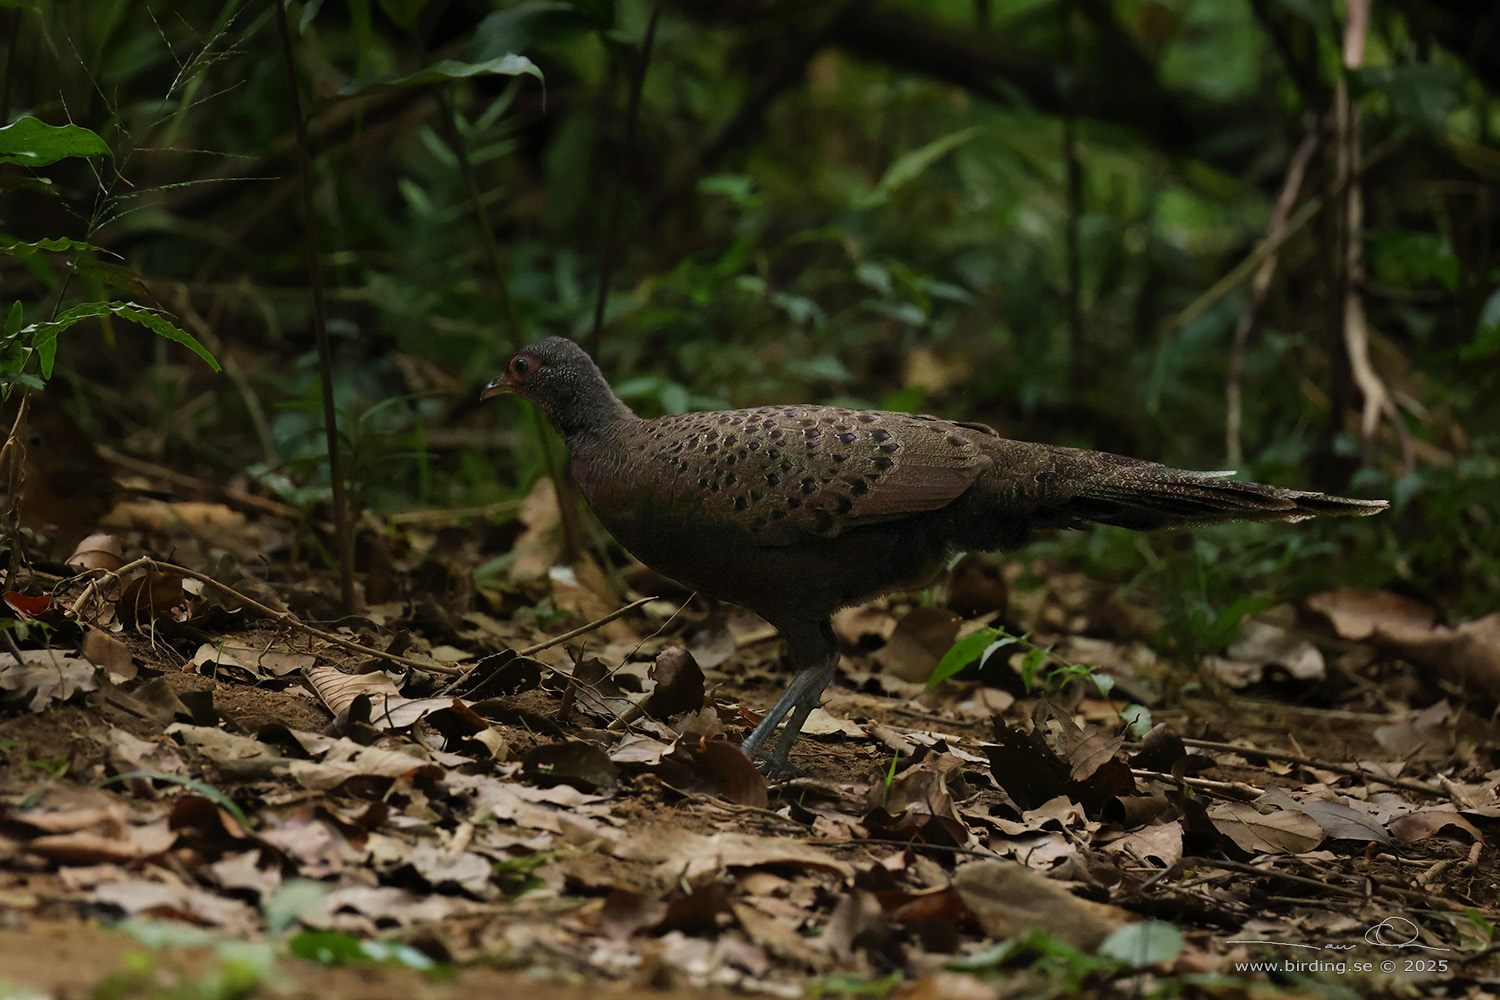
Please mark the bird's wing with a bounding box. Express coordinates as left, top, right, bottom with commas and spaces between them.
636, 406, 992, 542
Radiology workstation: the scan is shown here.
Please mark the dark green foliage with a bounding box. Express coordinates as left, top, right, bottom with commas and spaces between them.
1, 0, 1493, 615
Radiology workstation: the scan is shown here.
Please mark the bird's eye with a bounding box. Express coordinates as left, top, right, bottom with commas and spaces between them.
509, 355, 533, 379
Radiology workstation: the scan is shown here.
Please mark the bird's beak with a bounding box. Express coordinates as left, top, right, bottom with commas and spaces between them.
480, 376, 512, 402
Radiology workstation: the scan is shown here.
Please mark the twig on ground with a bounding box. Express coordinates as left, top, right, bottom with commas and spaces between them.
64, 556, 652, 680
1182, 737, 1449, 799
1130, 768, 1263, 801
520, 596, 657, 657
69, 556, 463, 673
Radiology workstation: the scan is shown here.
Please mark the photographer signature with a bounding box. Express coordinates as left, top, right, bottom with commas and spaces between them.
1228, 916, 1451, 953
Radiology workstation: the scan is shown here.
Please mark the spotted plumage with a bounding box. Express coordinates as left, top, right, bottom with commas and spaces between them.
484, 337, 1388, 772
630, 406, 990, 541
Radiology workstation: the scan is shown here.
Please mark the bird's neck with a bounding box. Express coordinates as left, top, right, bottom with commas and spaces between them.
554, 387, 639, 444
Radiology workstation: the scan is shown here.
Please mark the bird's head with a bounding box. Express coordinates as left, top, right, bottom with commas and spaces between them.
482, 337, 633, 437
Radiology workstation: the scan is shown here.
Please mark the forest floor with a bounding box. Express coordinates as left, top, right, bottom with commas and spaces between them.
2, 470, 1498, 1000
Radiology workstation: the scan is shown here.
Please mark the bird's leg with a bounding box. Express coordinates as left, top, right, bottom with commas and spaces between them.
740, 619, 839, 773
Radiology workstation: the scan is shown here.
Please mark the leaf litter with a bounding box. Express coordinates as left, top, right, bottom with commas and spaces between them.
1, 485, 1498, 998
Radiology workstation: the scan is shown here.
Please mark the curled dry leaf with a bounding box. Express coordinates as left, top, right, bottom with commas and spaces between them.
792, 707, 864, 739
608, 825, 855, 883
1386, 809, 1483, 845
866, 756, 970, 847
67, 532, 124, 572
102, 500, 282, 563
190, 640, 316, 679
646, 646, 706, 719
1373, 701, 1458, 759
116, 572, 190, 628
832, 603, 898, 646
1104, 819, 1184, 868
89, 879, 260, 934
1226, 619, 1325, 681
509, 476, 564, 581
662, 737, 769, 808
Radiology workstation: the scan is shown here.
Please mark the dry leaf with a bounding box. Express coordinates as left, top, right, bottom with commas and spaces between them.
951, 859, 1127, 950
0, 650, 98, 712
1309, 590, 1500, 704
1207, 798, 1324, 854
874, 606, 960, 683
191, 640, 316, 679
67, 533, 124, 571
81, 628, 134, 680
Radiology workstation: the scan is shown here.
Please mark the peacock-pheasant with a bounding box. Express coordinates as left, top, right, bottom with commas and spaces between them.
484, 337, 1387, 771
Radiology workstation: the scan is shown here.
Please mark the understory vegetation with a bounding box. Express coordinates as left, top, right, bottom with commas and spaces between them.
2, 1, 1498, 997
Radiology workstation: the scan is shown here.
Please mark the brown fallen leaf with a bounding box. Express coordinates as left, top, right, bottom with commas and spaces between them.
1308, 587, 1436, 640
1225, 619, 1325, 682
191, 640, 316, 679
1308, 589, 1500, 704
662, 737, 768, 808
82, 628, 135, 680
67, 532, 124, 571
1104, 819, 1183, 868
1260, 785, 1393, 846
1386, 809, 1484, 845
951, 859, 1128, 950
102, 500, 283, 563
1373, 701, 1458, 759
1207, 798, 1324, 855
522, 741, 620, 794
508, 477, 564, 581
646, 646, 706, 719
874, 605, 961, 683
0, 650, 99, 712
89, 878, 261, 933
116, 572, 191, 628
611, 827, 854, 881
865, 755, 970, 847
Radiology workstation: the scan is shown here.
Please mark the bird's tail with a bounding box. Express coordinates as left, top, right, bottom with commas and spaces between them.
1005, 443, 1389, 532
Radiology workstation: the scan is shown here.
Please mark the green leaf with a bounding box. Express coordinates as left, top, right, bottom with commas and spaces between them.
0, 372, 45, 394
854, 126, 982, 209
1351, 64, 1461, 135
0, 117, 111, 166
1199, 593, 1275, 650
1463, 286, 1500, 360
1088, 669, 1115, 697
289, 929, 446, 972
23, 301, 220, 376
334, 54, 543, 101
0, 237, 111, 259
1119, 704, 1152, 738
3, 302, 19, 339
263, 879, 327, 934
1097, 920, 1184, 967
474, 2, 609, 60
33, 327, 56, 380
1018, 645, 1049, 691
376, 0, 430, 33
698, 173, 760, 208
927, 626, 1014, 690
